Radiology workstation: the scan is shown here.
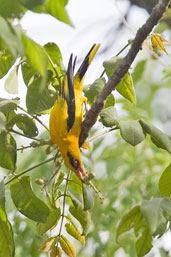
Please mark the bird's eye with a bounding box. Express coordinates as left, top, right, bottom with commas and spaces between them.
73, 159, 79, 169
67, 152, 80, 169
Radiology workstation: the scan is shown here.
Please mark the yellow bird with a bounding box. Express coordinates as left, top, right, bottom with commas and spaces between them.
49, 44, 100, 180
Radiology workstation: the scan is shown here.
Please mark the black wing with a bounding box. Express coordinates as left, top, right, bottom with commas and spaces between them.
59, 54, 75, 132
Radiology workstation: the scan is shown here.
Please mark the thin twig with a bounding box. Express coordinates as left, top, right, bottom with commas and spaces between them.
16, 140, 50, 151
5, 157, 54, 185
88, 181, 104, 202
100, 42, 131, 77
17, 145, 33, 151
87, 127, 118, 143
57, 170, 71, 246
9, 129, 42, 142
44, 50, 62, 85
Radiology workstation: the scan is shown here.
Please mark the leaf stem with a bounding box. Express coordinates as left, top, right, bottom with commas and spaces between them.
9, 129, 42, 142
5, 156, 54, 185
17, 145, 33, 151
44, 50, 62, 85
100, 42, 130, 77
88, 181, 104, 202
116, 42, 130, 57
17, 105, 49, 132
16, 140, 50, 151
41, 152, 62, 190
87, 127, 118, 142
57, 170, 71, 245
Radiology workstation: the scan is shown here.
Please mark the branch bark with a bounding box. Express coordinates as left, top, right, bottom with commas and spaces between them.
79, 0, 170, 147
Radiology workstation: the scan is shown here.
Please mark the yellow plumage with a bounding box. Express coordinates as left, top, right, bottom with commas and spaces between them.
49, 44, 100, 180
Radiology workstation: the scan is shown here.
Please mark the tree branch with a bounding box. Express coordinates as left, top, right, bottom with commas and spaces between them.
79, 0, 170, 147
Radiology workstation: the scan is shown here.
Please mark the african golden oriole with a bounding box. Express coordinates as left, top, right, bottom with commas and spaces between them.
49, 44, 100, 180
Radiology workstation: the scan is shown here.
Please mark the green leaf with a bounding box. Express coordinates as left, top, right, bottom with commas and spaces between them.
22, 34, 48, 78
140, 198, 166, 235
45, 0, 73, 26
44, 42, 62, 68
10, 176, 49, 223
69, 173, 82, 195
37, 207, 60, 236
52, 189, 62, 209
0, 16, 23, 57
154, 21, 170, 34
132, 60, 146, 84
54, 170, 65, 187
69, 192, 83, 209
4, 66, 18, 94
0, 0, 25, 19
151, 135, 171, 152
116, 205, 142, 240
118, 204, 150, 256
0, 180, 5, 208
0, 131, 16, 170
21, 62, 37, 86
0, 111, 6, 129
119, 120, 146, 146
26, 76, 57, 114
84, 78, 105, 106
5, 110, 16, 125
0, 98, 18, 114
18, 0, 46, 9
0, 180, 15, 257
69, 204, 91, 235
160, 198, 171, 219
65, 223, 85, 245
162, 68, 171, 79
139, 119, 171, 154
6, 113, 38, 137
44, 43, 63, 85
0, 40, 16, 78
103, 56, 122, 77
159, 163, 171, 197
82, 184, 94, 211
105, 94, 115, 108
139, 119, 151, 134
136, 229, 152, 257
59, 235, 76, 257
100, 106, 119, 127
116, 72, 136, 104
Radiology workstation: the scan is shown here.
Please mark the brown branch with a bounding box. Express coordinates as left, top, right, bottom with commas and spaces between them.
79, 0, 170, 147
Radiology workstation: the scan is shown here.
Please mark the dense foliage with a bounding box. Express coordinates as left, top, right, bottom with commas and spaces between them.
0, 0, 171, 257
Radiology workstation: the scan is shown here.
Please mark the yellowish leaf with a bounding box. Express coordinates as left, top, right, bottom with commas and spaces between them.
50, 247, 62, 257
116, 72, 136, 105
65, 223, 85, 246
59, 235, 76, 257
39, 236, 57, 252
151, 33, 169, 54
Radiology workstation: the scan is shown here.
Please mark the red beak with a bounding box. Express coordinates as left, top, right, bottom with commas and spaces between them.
75, 166, 88, 181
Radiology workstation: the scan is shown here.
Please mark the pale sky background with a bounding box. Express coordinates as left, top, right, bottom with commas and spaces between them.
1, 1, 171, 256
1, 0, 149, 99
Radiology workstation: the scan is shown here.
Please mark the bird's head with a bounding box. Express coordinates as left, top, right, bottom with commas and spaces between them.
61, 139, 87, 181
